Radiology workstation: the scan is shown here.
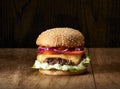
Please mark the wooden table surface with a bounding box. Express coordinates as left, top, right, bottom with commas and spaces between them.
0, 48, 120, 89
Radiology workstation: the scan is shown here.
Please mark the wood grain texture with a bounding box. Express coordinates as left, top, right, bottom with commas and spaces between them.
89, 48, 120, 89
0, 48, 95, 89
1, 0, 120, 47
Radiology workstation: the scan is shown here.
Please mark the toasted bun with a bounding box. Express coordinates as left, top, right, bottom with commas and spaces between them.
39, 69, 87, 76
36, 27, 84, 48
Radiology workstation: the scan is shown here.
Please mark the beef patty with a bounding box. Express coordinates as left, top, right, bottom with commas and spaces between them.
44, 54, 86, 66
44, 57, 75, 65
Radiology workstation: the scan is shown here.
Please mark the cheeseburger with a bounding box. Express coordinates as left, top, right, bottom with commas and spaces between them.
32, 27, 90, 75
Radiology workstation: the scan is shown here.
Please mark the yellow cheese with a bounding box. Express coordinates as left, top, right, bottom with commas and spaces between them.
37, 54, 81, 64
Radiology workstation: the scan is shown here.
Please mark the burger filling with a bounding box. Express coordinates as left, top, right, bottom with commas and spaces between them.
45, 57, 75, 65
32, 46, 90, 72
32, 56, 90, 72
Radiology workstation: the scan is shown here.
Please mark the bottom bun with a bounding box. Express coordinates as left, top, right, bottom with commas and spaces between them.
39, 69, 87, 76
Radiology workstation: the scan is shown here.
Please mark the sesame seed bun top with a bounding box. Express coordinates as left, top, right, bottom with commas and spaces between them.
36, 27, 84, 47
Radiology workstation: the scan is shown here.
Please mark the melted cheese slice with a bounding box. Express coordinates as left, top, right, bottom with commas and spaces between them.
37, 54, 81, 64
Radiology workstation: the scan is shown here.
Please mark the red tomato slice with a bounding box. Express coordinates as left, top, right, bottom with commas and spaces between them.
64, 50, 84, 55
42, 50, 56, 54
41, 50, 84, 55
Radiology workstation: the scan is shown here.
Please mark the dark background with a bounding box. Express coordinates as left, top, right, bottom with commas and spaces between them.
1, 0, 120, 48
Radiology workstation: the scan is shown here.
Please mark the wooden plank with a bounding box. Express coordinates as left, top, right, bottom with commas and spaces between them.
0, 48, 95, 89
89, 48, 120, 89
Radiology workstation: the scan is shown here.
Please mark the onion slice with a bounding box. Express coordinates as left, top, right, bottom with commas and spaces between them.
53, 48, 68, 53
37, 46, 84, 54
